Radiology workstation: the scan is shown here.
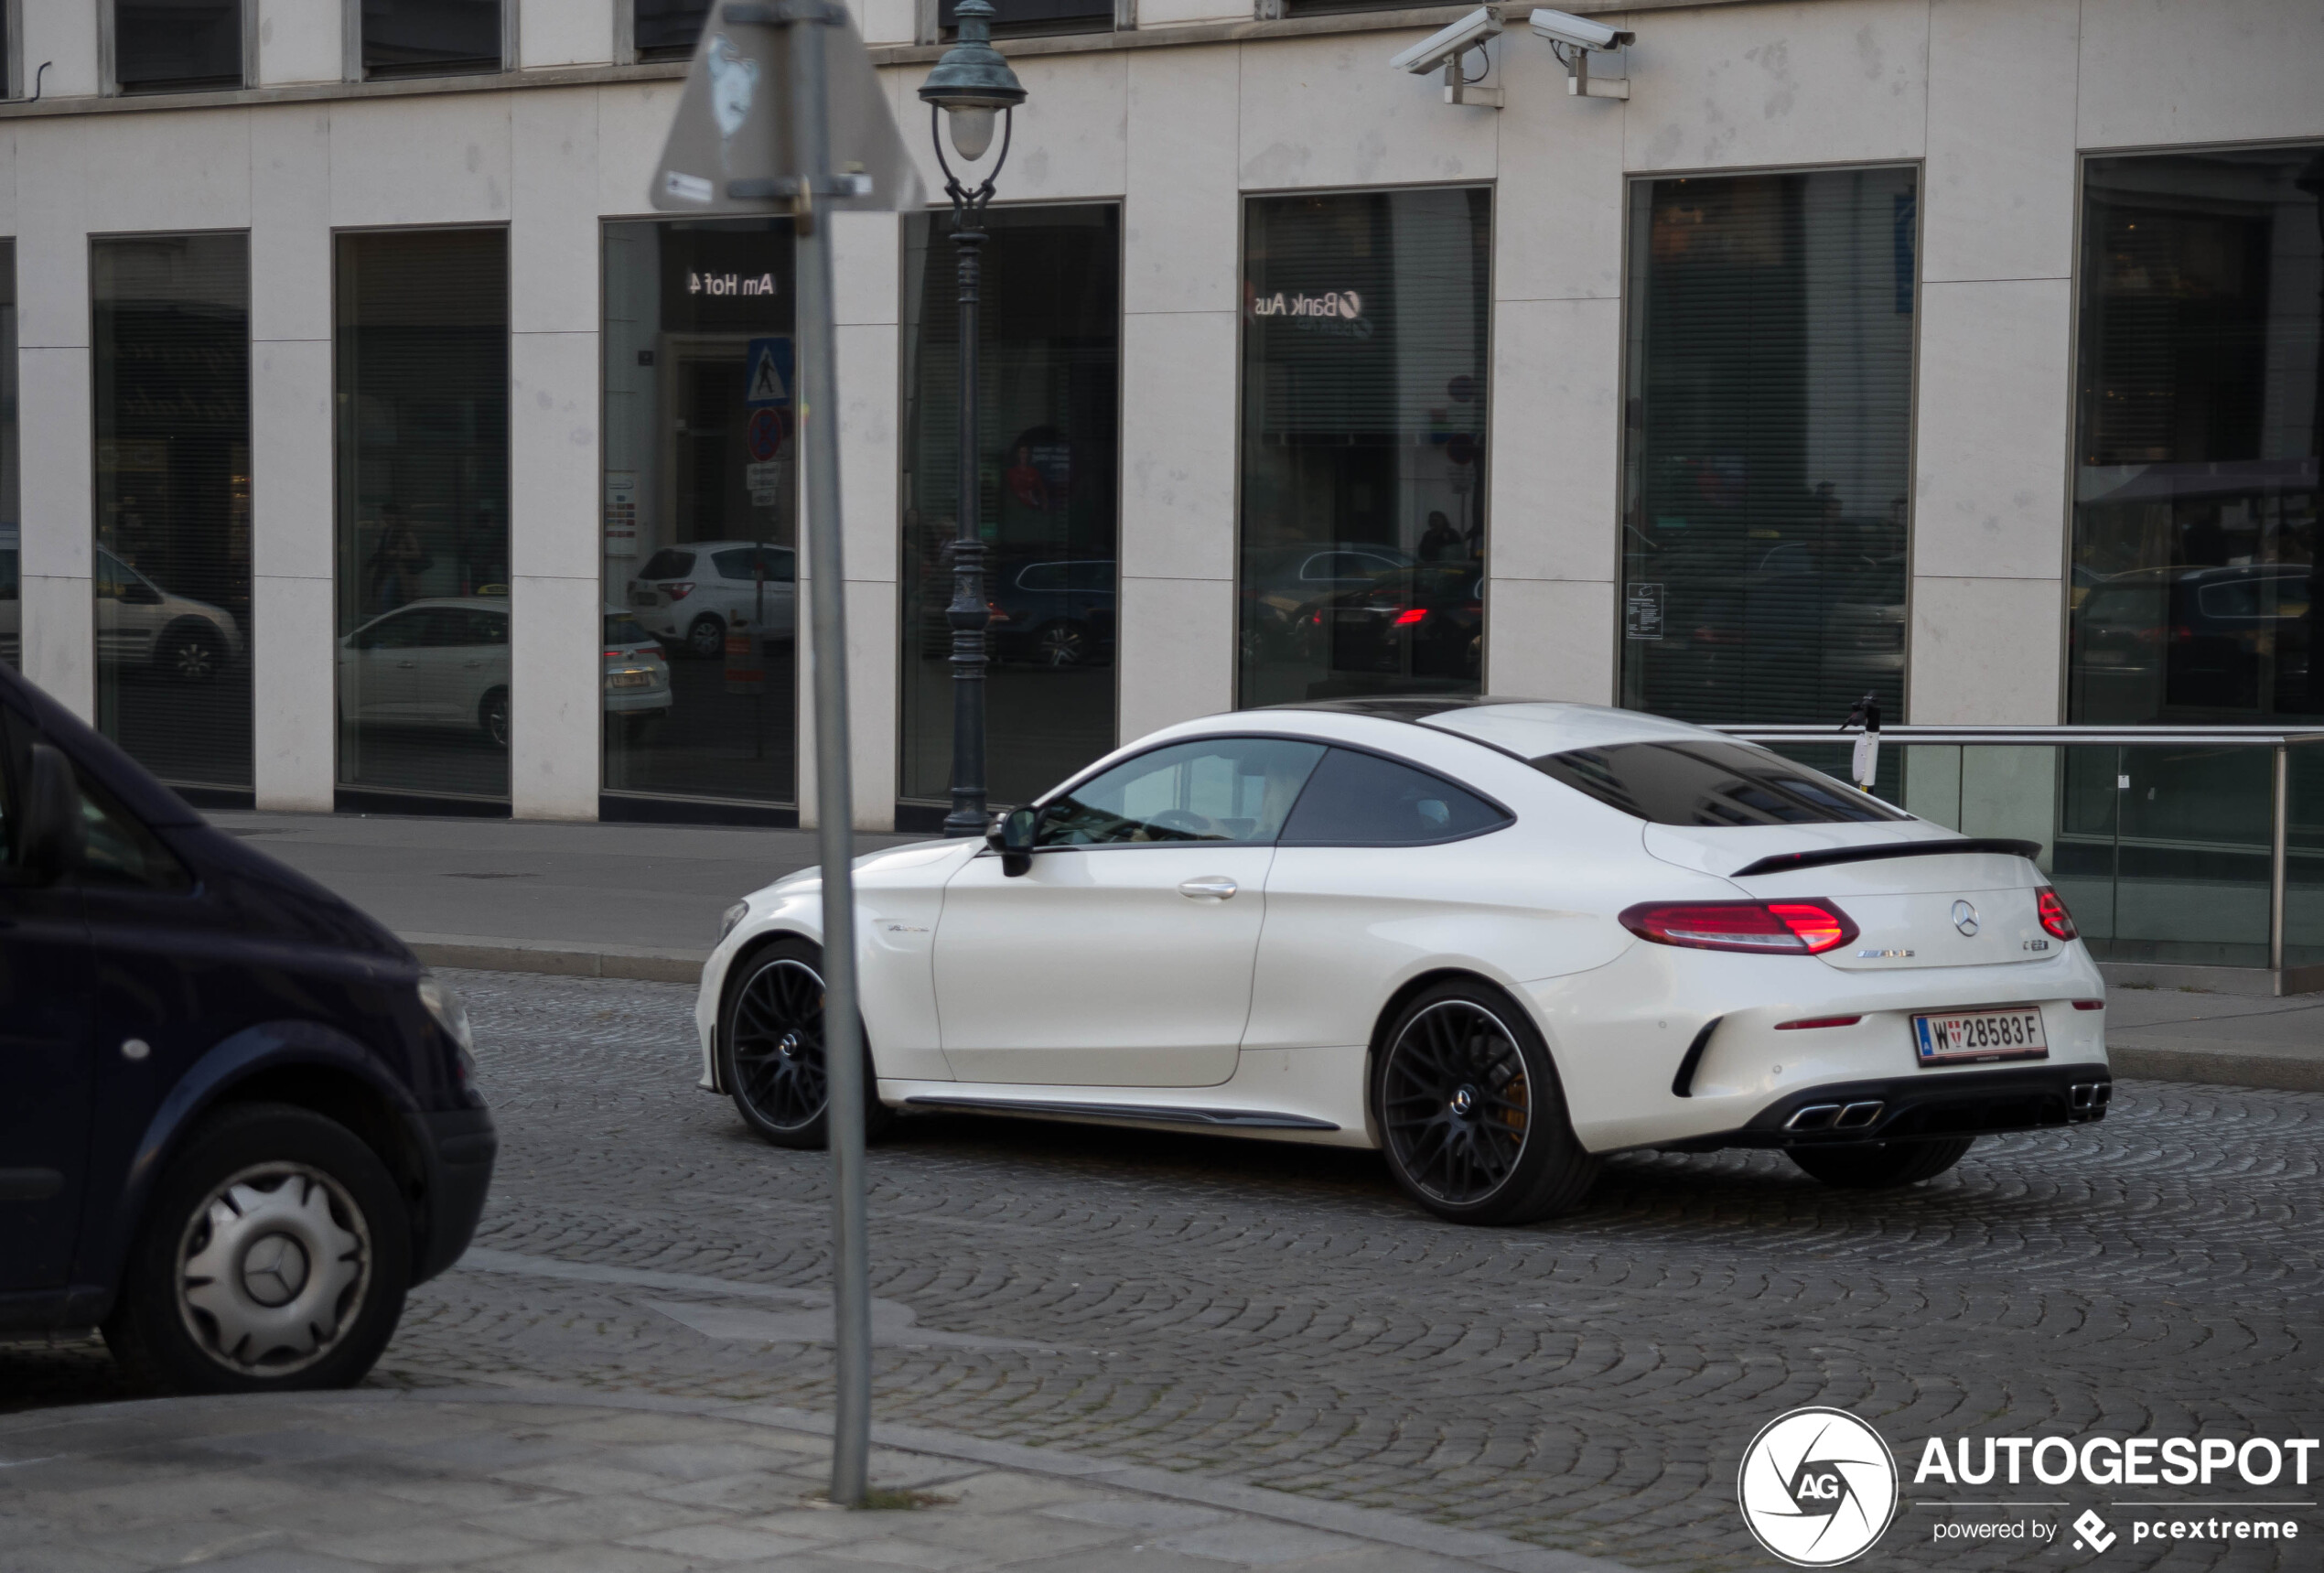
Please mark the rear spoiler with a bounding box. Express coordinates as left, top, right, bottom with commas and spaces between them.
1730, 837, 2043, 879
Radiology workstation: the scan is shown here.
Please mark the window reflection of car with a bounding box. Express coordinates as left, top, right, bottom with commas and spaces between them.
1293, 564, 1482, 684
602, 609, 674, 739
986, 558, 1115, 669
2074, 564, 2313, 710
338, 598, 516, 748
88, 542, 246, 683
1241, 543, 1419, 660
628, 541, 797, 661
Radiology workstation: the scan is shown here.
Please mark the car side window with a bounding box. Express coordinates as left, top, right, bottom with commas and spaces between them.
1277, 748, 1512, 846
1038, 738, 1326, 847
759, 547, 796, 583
74, 769, 192, 891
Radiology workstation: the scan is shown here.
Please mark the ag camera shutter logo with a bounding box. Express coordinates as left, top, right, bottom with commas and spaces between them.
1738, 1407, 1899, 1566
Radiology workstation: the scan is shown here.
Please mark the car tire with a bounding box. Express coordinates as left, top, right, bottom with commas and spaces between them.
686, 614, 726, 661
479, 688, 511, 749
159, 620, 228, 684
1372, 980, 1598, 1226
719, 937, 895, 1151
1032, 620, 1091, 669
1787, 1137, 1974, 1190
102, 1103, 410, 1395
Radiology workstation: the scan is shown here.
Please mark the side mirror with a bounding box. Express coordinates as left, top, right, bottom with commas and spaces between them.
985, 806, 1037, 878
18, 743, 86, 883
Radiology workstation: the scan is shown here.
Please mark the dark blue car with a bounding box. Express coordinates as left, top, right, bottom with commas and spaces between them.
0, 663, 494, 1392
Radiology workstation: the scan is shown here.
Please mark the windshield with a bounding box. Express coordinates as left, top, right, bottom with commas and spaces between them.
1533, 739, 1906, 826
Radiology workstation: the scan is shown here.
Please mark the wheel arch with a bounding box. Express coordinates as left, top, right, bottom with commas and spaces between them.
1361, 965, 1533, 1144
88, 1023, 426, 1310
709, 925, 821, 1095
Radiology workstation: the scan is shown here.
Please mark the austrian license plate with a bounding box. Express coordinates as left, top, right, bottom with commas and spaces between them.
630, 590, 659, 607
1912, 1007, 2048, 1066
608, 672, 655, 688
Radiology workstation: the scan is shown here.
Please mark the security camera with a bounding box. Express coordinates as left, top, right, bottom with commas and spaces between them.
1527, 7, 1631, 51
1529, 6, 1633, 98
1389, 7, 1501, 77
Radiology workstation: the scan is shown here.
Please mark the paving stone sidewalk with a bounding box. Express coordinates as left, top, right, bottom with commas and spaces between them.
0, 1384, 1619, 1573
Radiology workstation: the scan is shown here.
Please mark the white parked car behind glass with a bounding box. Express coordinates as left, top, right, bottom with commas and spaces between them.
93, 544, 247, 682
628, 541, 797, 660
696, 698, 2113, 1226
338, 598, 672, 749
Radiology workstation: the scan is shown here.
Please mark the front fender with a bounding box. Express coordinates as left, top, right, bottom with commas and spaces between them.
85, 1020, 421, 1298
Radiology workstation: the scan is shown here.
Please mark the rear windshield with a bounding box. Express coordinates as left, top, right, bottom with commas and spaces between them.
605, 614, 654, 645
1533, 740, 1906, 826
638, 549, 695, 580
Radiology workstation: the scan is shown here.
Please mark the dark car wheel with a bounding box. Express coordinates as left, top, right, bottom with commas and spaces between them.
479, 688, 511, 749
686, 614, 726, 660
160, 620, 228, 683
719, 938, 894, 1150
1788, 1137, 1974, 1190
1033, 620, 1092, 668
102, 1104, 410, 1395
1373, 981, 1598, 1225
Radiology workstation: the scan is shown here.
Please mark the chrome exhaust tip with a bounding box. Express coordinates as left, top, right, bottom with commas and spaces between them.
1835, 1101, 1884, 1130
1786, 1104, 1843, 1131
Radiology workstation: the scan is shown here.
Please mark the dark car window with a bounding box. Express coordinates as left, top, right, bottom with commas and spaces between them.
74, 769, 191, 891
638, 549, 695, 580
759, 546, 796, 583
1039, 738, 1325, 846
1533, 739, 1907, 825
356, 609, 431, 651
1278, 748, 1510, 846
605, 613, 654, 646
711, 548, 755, 580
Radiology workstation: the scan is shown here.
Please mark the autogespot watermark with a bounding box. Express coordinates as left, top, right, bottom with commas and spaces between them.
1738, 1408, 2318, 1564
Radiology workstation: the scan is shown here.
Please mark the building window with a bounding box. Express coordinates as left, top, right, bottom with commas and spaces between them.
2070, 146, 2322, 727
602, 218, 799, 812
360, 0, 502, 80
1238, 188, 1490, 710
632, 0, 710, 59
334, 228, 510, 808
113, 1, 245, 93
0, 242, 16, 670
1619, 168, 1916, 742
91, 233, 252, 794
900, 204, 1120, 815
937, 0, 1111, 38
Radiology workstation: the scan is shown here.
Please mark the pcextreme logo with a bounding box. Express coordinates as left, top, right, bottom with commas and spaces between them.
1738, 1407, 1900, 1566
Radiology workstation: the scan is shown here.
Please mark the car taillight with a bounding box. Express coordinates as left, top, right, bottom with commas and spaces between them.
1776, 1015, 1862, 1030
2072, 999, 2104, 1011
2037, 887, 2078, 940
666, 582, 694, 600
1393, 608, 1428, 626
1619, 900, 1858, 955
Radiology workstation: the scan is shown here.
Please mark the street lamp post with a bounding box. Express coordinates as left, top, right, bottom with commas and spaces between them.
920, 0, 1026, 838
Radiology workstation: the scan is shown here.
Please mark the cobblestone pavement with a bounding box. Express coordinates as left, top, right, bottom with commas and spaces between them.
13, 970, 2322, 1570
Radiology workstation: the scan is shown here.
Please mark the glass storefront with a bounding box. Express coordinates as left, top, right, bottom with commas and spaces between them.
1238, 187, 1490, 709
601, 218, 798, 811
899, 204, 1119, 813
334, 228, 510, 806
1619, 168, 1917, 755
2060, 145, 2323, 969
0, 242, 16, 671
91, 232, 252, 793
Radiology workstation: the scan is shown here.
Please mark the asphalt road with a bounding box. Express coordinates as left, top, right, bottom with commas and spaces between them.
9, 970, 2319, 1570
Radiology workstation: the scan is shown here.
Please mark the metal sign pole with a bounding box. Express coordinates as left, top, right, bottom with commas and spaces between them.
780, 4, 872, 1508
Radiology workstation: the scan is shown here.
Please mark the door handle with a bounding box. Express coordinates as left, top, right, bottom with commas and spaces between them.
1178, 876, 1238, 900
462, 660, 484, 668
394, 660, 417, 668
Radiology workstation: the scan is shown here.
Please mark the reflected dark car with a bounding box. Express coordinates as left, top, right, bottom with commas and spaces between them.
986, 558, 1116, 669
2075, 564, 2314, 712
1294, 564, 1482, 683
1241, 542, 1420, 661
1636, 539, 1904, 711
0, 661, 494, 1393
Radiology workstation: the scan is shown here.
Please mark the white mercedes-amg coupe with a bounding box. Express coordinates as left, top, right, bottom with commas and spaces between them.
696, 698, 2112, 1224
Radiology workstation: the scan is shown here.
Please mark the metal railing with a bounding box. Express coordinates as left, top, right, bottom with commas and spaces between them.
1713, 724, 2324, 995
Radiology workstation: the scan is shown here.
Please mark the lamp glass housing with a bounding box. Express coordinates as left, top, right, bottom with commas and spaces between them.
944, 105, 997, 161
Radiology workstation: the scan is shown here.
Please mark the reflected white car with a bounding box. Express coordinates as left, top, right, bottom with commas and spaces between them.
95, 544, 247, 682
338, 599, 671, 748
628, 541, 797, 660
696, 699, 2112, 1224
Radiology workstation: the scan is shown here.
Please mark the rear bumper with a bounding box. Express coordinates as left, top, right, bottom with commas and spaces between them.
1656, 1063, 2114, 1153
407, 1106, 497, 1285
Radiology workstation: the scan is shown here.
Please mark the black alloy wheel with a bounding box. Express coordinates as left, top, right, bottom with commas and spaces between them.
1034, 620, 1091, 668
1374, 981, 1598, 1225
687, 614, 726, 661
162, 621, 227, 683
719, 939, 893, 1149
1788, 1136, 1974, 1190
479, 688, 511, 749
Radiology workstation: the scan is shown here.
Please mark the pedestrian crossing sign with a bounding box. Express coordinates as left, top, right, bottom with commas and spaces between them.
746, 337, 793, 408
